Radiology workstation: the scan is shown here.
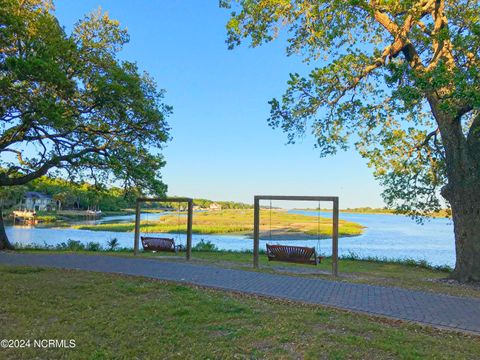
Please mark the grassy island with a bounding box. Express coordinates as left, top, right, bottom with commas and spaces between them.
73, 209, 365, 238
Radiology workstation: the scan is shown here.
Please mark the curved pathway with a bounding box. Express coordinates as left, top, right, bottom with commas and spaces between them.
1, 253, 479, 334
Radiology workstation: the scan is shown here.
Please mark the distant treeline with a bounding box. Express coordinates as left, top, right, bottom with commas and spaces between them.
298, 207, 394, 214
302, 206, 450, 218
143, 198, 253, 210
0, 176, 253, 212
341, 207, 394, 214
194, 199, 252, 209
0, 176, 139, 211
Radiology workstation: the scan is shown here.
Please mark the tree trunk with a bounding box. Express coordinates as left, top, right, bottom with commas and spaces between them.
0, 209, 14, 250
436, 111, 480, 282
428, 96, 480, 282
446, 177, 480, 282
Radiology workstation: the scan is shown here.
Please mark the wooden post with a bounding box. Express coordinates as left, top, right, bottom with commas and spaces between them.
133, 200, 141, 256
332, 197, 339, 277
186, 200, 193, 260
253, 196, 260, 268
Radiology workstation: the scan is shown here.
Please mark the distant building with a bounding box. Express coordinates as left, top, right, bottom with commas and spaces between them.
209, 203, 222, 211
21, 192, 55, 211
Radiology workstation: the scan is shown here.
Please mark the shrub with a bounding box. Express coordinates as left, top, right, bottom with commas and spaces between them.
56, 239, 85, 251
37, 215, 57, 223
107, 238, 119, 251
193, 239, 218, 252
86, 242, 102, 251
338, 252, 453, 272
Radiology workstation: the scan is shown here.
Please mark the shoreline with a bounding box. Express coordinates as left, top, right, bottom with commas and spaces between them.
63, 227, 363, 239
6, 209, 367, 240
294, 208, 450, 219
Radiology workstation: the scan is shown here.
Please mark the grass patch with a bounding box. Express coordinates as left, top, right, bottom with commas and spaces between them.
1, 265, 479, 359
72, 209, 365, 237
2, 266, 45, 274
340, 251, 453, 272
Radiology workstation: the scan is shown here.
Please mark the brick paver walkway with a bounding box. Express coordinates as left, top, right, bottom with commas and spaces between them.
1, 253, 479, 334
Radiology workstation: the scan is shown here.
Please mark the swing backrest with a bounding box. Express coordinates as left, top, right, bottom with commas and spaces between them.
266, 244, 319, 265
141, 236, 176, 252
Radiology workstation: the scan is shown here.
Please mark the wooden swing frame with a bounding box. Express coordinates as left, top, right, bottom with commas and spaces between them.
253, 195, 339, 276
133, 197, 193, 260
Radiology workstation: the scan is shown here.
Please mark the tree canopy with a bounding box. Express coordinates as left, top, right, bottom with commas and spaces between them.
222, 0, 479, 218
0, 0, 172, 249
0, 0, 171, 195
223, 0, 480, 280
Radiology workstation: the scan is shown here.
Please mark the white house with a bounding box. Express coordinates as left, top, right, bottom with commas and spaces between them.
209, 203, 222, 211
22, 192, 55, 211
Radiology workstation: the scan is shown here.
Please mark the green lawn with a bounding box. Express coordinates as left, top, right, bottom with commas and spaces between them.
1, 265, 479, 359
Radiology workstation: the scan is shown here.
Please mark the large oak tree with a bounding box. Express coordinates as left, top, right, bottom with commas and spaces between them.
0, 0, 171, 249
222, 0, 479, 281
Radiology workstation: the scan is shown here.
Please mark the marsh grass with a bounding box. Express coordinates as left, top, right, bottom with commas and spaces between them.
73, 209, 365, 237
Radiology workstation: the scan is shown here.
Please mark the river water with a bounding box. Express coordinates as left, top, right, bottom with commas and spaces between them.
5, 210, 456, 267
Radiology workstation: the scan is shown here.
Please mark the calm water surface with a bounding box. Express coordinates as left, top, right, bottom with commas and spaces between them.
6, 210, 455, 267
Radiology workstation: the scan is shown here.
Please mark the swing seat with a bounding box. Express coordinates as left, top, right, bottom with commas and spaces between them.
266, 244, 320, 265
141, 236, 180, 253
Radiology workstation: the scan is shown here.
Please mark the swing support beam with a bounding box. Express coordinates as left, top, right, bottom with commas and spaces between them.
253, 195, 339, 276
134, 197, 193, 260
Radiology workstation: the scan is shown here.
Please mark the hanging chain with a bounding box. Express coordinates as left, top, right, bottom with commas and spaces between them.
145, 202, 149, 233
177, 203, 181, 241
269, 200, 272, 242
317, 201, 321, 253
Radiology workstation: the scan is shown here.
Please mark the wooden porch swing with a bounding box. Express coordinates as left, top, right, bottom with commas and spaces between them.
133, 197, 193, 260
265, 200, 323, 265
266, 244, 319, 265
140, 203, 185, 253
141, 236, 180, 253
253, 195, 339, 276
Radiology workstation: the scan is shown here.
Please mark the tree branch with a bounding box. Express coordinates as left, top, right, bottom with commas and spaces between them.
327, 0, 437, 108
0, 145, 109, 187
426, 0, 456, 71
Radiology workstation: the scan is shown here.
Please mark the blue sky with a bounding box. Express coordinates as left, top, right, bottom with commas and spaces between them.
55, 1, 385, 208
